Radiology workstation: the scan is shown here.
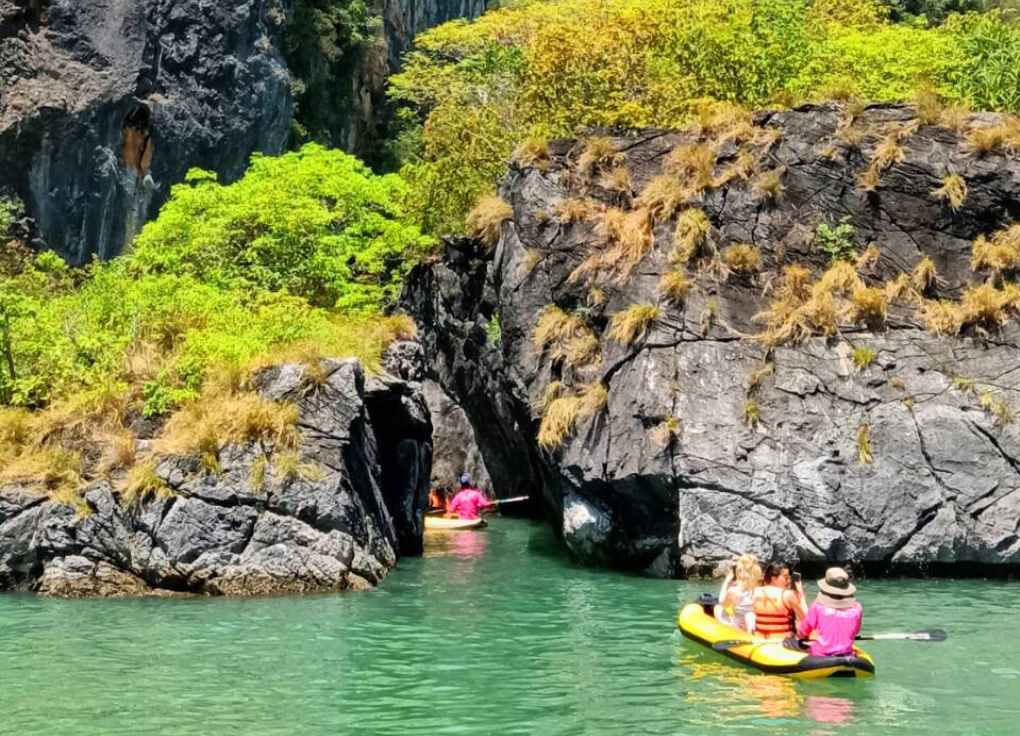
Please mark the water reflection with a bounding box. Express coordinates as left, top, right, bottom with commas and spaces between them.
675, 650, 856, 728
804, 695, 854, 724
423, 529, 490, 559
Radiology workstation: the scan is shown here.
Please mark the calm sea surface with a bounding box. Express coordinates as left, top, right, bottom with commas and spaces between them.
2, 518, 1018, 735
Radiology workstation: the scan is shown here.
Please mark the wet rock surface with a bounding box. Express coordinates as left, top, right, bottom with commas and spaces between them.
405, 104, 1020, 576
0, 359, 432, 596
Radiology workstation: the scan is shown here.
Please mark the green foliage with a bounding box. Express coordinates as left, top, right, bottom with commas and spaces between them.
0, 197, 23, 236
816, 219, 859, 262
389, 0, 1020, 235
487, 312, 502, 346
131, 145, 433, 313
948, 11, 1020, 113
0, 146, 427, 415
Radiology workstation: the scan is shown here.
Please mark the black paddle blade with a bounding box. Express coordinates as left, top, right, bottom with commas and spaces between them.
914, 628, 947, 641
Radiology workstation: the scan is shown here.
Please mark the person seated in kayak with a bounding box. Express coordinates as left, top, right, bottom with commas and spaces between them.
427, 486, 448, 513
753, 563, 807, 639
446, 474, 492, 520
797, 567, 863, 657
717, 553, 762, 632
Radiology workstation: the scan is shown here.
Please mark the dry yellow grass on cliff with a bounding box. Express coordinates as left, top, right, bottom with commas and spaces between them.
971, 224, 1020, 277
658, 269, 692, 303
576, 136, 621, 181
537, 382, 608, 449
720, 244, 762, 273
532, 305, 601, 368
859, 133, 907, 191
467, 194, 513, 248
672, 208, 712, 265
965, 117, 1020, 156
607, 304, 661, 344
932, 174, 968, 211
513, 136, 550, 171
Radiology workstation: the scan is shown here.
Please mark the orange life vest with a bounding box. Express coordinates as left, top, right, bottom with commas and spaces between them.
753, 586, 796, 639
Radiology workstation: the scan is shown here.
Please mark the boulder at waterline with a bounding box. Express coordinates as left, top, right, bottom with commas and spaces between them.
0, 359, 432, 596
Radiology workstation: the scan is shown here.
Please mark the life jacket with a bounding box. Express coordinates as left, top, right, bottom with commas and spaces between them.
753, 586, 796, 638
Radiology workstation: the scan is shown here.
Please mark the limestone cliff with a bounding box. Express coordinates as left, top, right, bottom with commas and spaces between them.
0, 0, 293, 263
405, 104, 1020, 577
0, 0, 486, 261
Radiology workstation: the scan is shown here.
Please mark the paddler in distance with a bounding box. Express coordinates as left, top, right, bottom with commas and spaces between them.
446, 473, 493, 520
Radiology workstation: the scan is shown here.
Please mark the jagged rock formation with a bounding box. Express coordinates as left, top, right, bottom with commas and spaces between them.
405, 104, 1020, 576
384, 338, 492, 491
0, 0, 487, 261
0, 359, 432, 596
0, 0, 293, 262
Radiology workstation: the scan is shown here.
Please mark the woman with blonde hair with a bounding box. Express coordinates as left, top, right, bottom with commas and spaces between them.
717, 554, 762, 632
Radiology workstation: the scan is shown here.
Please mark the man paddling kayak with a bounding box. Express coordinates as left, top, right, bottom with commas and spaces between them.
446, 473, 493, 520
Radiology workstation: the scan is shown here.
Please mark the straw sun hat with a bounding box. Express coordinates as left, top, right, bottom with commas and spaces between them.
816, 567, 858, 609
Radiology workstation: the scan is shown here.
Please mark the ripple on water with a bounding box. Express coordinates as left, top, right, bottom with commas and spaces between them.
2, 521, 1020, 735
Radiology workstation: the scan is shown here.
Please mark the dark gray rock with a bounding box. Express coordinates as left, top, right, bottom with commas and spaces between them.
382, 339, 490, 491
0, 358, 433, 596
0, 0, 293, 262
298, 0, 489, 157
405, 104, 1020, 576
0, 0, 489, 260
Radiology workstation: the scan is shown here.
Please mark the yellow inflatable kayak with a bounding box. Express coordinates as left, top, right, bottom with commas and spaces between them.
424, 516, 488, 531
677, 602, 875, 679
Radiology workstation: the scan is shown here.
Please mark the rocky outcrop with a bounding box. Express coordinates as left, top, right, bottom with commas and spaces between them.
0, 359, 432, 596
384, 338, 492, 491
406, 104, 1020, 576
0, 0, 293, 262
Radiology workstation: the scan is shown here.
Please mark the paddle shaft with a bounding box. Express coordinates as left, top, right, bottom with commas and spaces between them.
492, 495, 529, 506
712, 628, 946, 651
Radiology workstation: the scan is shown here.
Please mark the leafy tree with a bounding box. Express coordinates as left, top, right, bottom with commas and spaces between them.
131, 144, 434, 313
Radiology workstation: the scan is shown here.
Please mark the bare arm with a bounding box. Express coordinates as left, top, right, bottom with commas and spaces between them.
786, 586, 808, 621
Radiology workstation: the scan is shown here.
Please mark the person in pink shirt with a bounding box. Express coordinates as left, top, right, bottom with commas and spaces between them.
797, 567, 863, 657
446, 474, 492, 520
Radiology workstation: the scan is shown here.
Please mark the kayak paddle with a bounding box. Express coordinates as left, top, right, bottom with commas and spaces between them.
711, 629, 947, 651
492, 495, 530, 506
856, 628, 947, 642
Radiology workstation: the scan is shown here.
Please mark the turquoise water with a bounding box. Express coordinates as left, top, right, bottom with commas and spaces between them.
2, 519, 1019, 735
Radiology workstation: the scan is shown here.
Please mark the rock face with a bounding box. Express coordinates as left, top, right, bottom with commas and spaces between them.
0, 0, 487, 261
311, 0, 489, 157
384, 338, 492, 492
405, 104, 1020, 576
0, 359, 432, 596
0, 0, 293, 262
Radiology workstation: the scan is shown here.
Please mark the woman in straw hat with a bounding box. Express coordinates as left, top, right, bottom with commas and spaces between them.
797, 567, 863, 657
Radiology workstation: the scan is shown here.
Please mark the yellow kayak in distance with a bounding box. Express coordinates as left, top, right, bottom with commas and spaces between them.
424, 515, 488, 531
677, 602, 876, 679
